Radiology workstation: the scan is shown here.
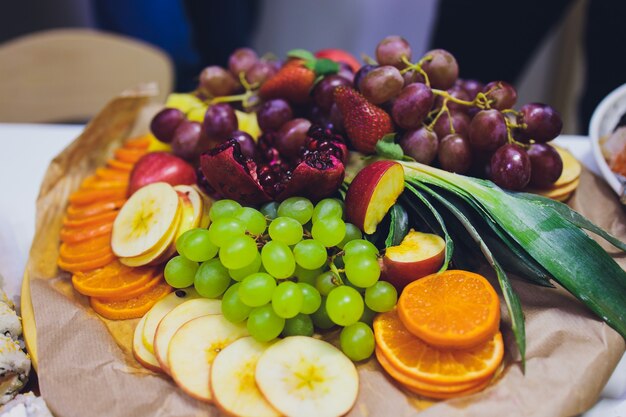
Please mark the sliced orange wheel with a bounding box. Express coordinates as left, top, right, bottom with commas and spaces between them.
397, 270, 500, 349
58, 251, 117, 273
60, 222, 113, 244
66, 199, 126, 220
401, 373, 492, 400
107, 158, 134, 171
90, 281, 172, 320
373, 309, 504, 385
59, 235, 113, 263
81, 176, 128, 190
68, 188, 128, 206
71, 260, 155, 298
95, 167, 130, 181
123, 135, 151, 150
114, 148, 146, 164
95, 274, 163, 302
62, 210, 118, 229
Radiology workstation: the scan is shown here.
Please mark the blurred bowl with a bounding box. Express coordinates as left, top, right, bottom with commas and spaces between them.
589, 83, 626, 196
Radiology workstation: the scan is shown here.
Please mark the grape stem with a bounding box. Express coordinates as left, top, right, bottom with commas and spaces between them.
400, 55, 431, 87
504, 117, 530, 148
427, 99, 454, 133
205, 72, 260, 111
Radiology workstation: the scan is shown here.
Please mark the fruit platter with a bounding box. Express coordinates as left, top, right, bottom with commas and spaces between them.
23, 36, 626, 417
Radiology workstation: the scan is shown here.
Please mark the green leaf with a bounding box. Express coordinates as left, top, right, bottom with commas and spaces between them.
516, 192, 626, 251
287, 48, 315, 62
404, 182, 454, 272
375, 134, 404, 160
412, 181, 526, 368
385, 203, 410, 248
314, 59, 340, 75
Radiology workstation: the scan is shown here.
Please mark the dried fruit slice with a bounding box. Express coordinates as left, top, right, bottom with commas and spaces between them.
114, 148, 147, 164
66, 199, 126, 220
58, 251, 116, 273
133, 316, 161, 372
168, 315, 248, 402
90, 280, 172, 320
68, 187, 128, 206
211, 337, 280, 417
154, 298, 222, 374
62, 210, 118, 229
255, 336, 359, 417
71, 260, 153, 297
59, 234, 112, 263
59, 222, 113, 244
397, 270, 500, 349
374, 309, 504, 385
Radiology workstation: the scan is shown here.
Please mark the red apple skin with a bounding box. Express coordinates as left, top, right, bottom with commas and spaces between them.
345, 160, 403, 234
315, 49, 361, 72
382, 251, 445, 291
128, 152, 197, 195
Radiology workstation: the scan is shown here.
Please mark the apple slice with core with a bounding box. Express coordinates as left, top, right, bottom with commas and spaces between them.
141, 287, 200, 353
383, 230, 446, 290
211, 337, 280, 417
255, 336, 359, 417
345, 160, 404, 234
112, 182, 180, 258
154, 298, 222, 374
132, 316, 161, 372
168, 314, 248, 402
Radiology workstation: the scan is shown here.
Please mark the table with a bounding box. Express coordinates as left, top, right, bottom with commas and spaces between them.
0, 123, 623, 416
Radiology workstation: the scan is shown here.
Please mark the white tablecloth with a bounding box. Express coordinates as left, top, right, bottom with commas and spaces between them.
0, 123, 623, 416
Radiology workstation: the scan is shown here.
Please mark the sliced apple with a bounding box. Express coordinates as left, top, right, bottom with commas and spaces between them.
141, 287, 200, 354
194, 185, 212, 229
383, 230, 446, 290
154, 298, 222, 374
173, 185, 203, 229
132, 316, 161, 373
255, 336, 359, 417
345, 160, 404, 234
112, 182, 180, 258
175, 190, 197, 239
211, 337, 280, 417
168, 315, 248, 402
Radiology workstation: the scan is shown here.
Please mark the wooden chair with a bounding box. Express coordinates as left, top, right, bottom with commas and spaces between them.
0, 28, 174, 123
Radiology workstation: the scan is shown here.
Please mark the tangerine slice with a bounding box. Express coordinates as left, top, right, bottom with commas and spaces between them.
58, 251, 117, 273
66, 199, 126, 220
397, 270, 500, 349
90, 281, 172, 320
62, 210, 118, 229
96, 273, 163, 302
114, 148, 146, 164
71, 260, 154, 297
107, 159, 134, 171
375, 349, 492, 398
95, 168, 130, 181
123, 135, 151, 150
60, 222, 113, 244
68, 188, 128, 206
373, 309, 504, 385
59, 236, 113, 263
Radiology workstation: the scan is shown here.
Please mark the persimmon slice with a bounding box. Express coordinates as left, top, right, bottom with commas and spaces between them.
373, 309, 504, 385
66, 199, 126, 220
69, 188, 128, 206
397, 270, 500, 349
71, 260, 155, 298
90, 280, 172, 320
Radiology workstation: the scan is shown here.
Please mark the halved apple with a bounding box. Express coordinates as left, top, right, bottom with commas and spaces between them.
132, 316, 161, 373
345, 160, 404, 234
383, 230, 446, 290
141, 287, 200, 354
168, 314, 248, 402
154, 298, 222, 374
211, 337, 280, 417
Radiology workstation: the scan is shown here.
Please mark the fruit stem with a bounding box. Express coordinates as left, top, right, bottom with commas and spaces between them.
361, 54, 378, 66
427, 100, 451, 132
328, 262, 344, 284
431, 89, 475, 107
504, 117, 530, 148
400, 55, 431, 87
207, 73, 260, 110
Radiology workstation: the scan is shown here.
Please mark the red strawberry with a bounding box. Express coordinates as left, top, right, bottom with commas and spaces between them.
334, 86, 394, 154
259, 59, 316, 105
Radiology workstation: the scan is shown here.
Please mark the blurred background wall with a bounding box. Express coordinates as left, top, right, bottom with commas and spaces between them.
0, 0, 594, 134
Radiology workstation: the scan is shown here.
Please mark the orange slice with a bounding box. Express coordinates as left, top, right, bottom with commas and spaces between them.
58, 251, 117, 273
397, 270, 500, 349
59, 235, 113, 263
124, 135, 151, 150
114, 148, 146, 164
81, 176, 128, 190
373, 309, 504, 385
107, 159, 134, 171
68, 188, 128, 206
62, 210, 118, 229
95, 274, 163, 302
71, 260, 155, 298
90, 281, 173, 320
60, 222, 113, 244
66, 199, 126, 220
95, 168, 130, 181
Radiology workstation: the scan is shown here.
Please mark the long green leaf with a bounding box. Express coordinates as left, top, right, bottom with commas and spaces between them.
385, 203, 410, 248
411, 181, 526, 367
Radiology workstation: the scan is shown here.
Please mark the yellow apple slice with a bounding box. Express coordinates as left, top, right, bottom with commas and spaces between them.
132, 316, 161, 372
211, 337, 280, 417
112, 182, 180, 257
168, 315, 248, 403
255, 336, 359, 417
154, 298, 222, 374
174, 190, 197, 241
174, 185, 203, 229
141, 287, 200, 354
194, 185, 212, 229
